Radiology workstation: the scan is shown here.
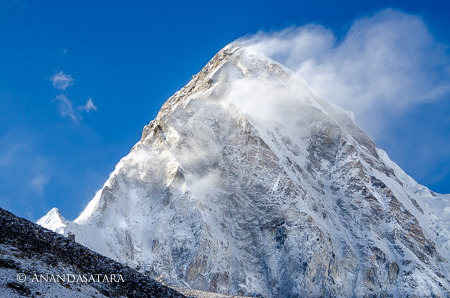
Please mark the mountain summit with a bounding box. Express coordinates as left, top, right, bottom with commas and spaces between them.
40, 44, 450, 297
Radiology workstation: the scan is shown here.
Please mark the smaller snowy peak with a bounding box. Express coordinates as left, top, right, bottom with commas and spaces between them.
38, 205, 116, 260
37, 207, 68, 235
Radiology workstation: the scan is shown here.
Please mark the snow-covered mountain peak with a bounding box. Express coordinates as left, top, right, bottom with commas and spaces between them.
37, 207, 67, 234
146, 43, 335, 124
39, 43, 450, 297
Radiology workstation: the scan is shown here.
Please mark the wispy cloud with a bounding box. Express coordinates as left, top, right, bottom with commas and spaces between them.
237, 9, 450, 137
54, 93, 78, 122
0, 143, 27, 168
28, 173, 49, 196
50, 71, 74, 91
0, 130, 51, 198
50, 71, 97, 123
78, 97, 97, 112
233, 9, 450, 191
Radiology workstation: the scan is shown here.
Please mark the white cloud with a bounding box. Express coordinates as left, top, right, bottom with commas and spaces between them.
51, 71, 74, 91
50, 71, 95, 121
54, 93, 78, 122
78, 97, 97, 112
237, 9, 450, 137
29, 173, 49, 195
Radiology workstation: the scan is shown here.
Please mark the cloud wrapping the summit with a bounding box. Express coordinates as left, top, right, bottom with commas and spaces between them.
237, 9, 450, 136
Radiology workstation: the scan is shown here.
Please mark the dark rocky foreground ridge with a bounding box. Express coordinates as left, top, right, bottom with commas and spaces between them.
0, 207, 187, 298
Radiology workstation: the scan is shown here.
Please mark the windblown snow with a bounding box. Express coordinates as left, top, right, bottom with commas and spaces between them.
39, 44, 450, 297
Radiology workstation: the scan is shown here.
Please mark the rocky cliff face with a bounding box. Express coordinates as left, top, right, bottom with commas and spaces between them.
39, 44, 450, 297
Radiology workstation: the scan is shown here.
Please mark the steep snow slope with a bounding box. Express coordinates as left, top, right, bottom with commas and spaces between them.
40, 44, 450, 297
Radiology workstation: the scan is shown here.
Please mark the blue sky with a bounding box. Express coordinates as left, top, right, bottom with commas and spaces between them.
0, 0, 449, 222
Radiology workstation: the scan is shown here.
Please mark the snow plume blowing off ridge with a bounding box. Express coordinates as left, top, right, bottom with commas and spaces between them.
236, 9, 450, 137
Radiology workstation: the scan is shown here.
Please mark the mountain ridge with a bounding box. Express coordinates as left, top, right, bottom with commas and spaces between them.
39, 43, 450, 297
